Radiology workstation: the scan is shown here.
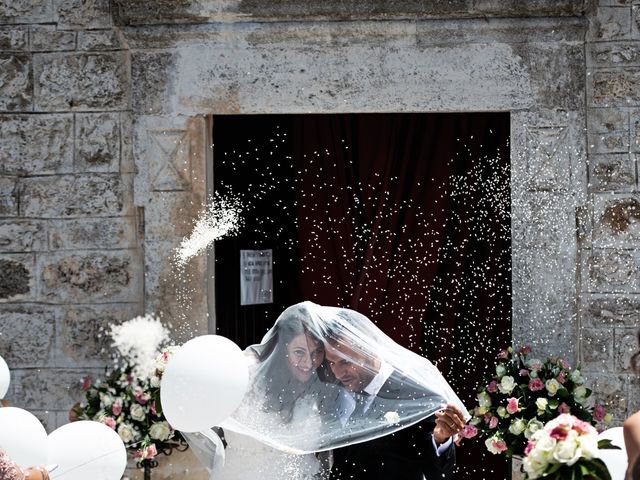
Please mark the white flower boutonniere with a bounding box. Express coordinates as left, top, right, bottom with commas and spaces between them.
384, 411, 400, 425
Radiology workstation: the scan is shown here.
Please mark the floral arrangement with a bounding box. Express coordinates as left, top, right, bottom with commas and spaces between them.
523, 414, 617, 479
72, 315, 180, 462
465, 346, 612, 457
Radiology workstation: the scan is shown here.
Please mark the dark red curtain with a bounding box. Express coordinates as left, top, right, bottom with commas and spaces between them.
292, 113, 511, 478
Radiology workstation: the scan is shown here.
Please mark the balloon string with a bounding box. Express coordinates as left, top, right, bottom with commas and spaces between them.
49, 440, 145, 479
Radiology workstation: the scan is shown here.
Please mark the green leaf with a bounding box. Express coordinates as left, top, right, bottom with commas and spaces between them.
597, 439, 621, 450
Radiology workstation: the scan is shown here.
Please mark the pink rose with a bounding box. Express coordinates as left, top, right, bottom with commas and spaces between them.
549, 426, 568, 441
82, 376, 92, 391
134, 389, 151, 405
497, 349, 509, 360
489, 416, 499, 429
101, 416, 116, 430
483, 413, 492, 424
460, 424, 478, 439
487, 381, 498, 393
557, 371, 566, 384
524, 440, 534, 456
559, 359, 571, 370
135, 444, 158, 460
112, 400, 122, 416
573, 419, 592, 434
518, 346, 532, 355
492, 439, 508, 453
593, 404, 606, 422
528, 379, 544, 391
558, 402, 570, 414
519, 369, 530, 377
506, 397, 520, 415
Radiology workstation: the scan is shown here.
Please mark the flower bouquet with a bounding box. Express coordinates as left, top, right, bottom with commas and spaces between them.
523, 414, 618, 480
465, 346, 612, 458
72, 315, 182, 465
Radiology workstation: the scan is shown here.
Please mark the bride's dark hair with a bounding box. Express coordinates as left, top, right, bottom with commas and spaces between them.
249, 307, 330, 422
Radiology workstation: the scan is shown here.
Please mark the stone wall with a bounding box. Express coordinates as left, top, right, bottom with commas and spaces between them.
0, 0, 639, 477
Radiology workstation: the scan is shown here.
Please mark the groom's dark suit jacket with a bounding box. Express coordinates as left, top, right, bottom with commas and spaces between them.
329, 371, 456, 480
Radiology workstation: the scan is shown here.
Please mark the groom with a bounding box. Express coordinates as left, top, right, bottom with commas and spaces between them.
323, 331, 466, 480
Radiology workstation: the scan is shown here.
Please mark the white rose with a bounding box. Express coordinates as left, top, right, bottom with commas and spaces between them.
384, 411, 401, 425
570, 370, 584, 385
478, 392, 492, 408
545, 379, 560, 396
532, 430, 557, 454
576, 431, 599, 459
498, 376, 515, 394
552, 431, 581, 465
535, 397, 548, 412
100, 393, 114, 408
525, 419, 545, 439
497, 406, 508, 418
130, 403, 146, 422
523, 453, 548, 480
117, 423, 137, 443
508, 418, 527, 436
149, 421, 172, 441
573, 386, 588, 404
496, 364, 507, 378
150, 376, 161, 388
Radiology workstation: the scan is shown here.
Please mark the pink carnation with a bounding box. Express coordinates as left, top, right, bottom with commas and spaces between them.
489, 416, 499, 429
101, 416, 116, 430
506, 397, 520, 415
459, 424, 478, 439
528, 378, 544, 391
558, 402, 570, 414
593, 404, 606, 422
572, 419, 592, 434
487, 380, 498, 393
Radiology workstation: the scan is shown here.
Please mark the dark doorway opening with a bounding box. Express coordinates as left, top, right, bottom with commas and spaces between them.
212, 112, 511, 479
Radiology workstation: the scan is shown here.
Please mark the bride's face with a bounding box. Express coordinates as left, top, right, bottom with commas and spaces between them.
285, 333, 325, 383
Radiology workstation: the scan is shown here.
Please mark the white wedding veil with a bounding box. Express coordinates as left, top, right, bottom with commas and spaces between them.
186, 301, 468, 459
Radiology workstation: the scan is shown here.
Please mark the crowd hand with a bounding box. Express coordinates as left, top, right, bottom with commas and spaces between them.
433, 403, 466, 445
23, 466, 49, 480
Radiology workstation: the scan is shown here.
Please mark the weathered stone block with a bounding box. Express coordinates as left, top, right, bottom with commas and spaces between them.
75, 112, 120, 172
131, 50, 176, 114
0, 1, 54, 24
77, 29, 126, 51
0, 253, 35, 302
54, 0, 111, 30
511, 192, 576, 249
615, 328, 639, 372
590, 69, 640, 107
583, 294, 640, 328
633, 5, 640, 38
0, 304, 55, 367
34, 52, 129, 111
587, 108, 630, 154
0, 114, 74, 175
20, 174, 127, 218
511, 246, 577, 358
120, 112, 135, 174
0, 54, 32, 111
0, 220, 46, 252
592, 193, 640, 246
586, 248, 640, 293
584, 373, 627, 421
48, 217, 137, 250
30, 26, 76, 52
56, 303, 140, 368
587, 41, 640, 67
580, 327, 614, 372
588, 153, 637, 191
39, 250, 142, 303
145, 192, 198, 240
0, 177, 19, 217
11, 368, 101, 411
587, 6, 633, 41
0, 27, 28, 51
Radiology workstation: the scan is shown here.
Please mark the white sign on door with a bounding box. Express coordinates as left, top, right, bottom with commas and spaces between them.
240, 249, 273, 306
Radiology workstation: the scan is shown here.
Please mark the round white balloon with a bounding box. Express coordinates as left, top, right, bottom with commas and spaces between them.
47, 421, 126, 480
0, 355, 9, 399
0, 407, 47, 468
161, 335, 249, 432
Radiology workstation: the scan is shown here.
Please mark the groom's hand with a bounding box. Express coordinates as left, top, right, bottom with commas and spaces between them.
433, 404, 466, 445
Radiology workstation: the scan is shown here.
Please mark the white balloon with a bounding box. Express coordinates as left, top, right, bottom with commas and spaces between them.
0, 355, 9, 399
161, 335, 249, 432
0, 407, 47, 468
47, 421, 126, 480
597, 427, 627, 480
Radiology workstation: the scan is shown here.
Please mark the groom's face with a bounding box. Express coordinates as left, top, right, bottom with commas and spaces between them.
325, 339, 376, 393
